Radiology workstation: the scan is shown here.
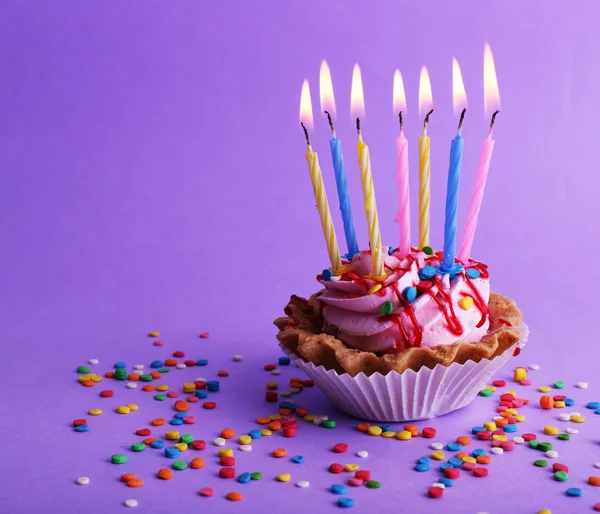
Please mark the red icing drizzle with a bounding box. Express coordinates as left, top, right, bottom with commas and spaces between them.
389, 283, 422, 348
427, 282, 463, 336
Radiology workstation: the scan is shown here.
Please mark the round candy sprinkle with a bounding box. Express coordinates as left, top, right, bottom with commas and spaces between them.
77, 365, 90, 374
554, 471, 569, 482
337, 498, 355, 508
466, 268, 481, 279
331, 484, 348, 494
124, 499, 138, 508
251, 472, 262, 480
566, 487, 583, 497
402, 286, 417, 302
296, 480, 309, 488
422, 427, 436, 438
491, 447, 503, 455
76, 476, 90, 485
430, 442, 443, 450
419, 266, 436, 280
199, 487, 214, 497
111, 454, 127, 464
422, 246, 434, 255
356, 451, 368, 458
237, 472, 252, 484
546, 450, 559, 459
428, 486, 444, 499
380, 301, 394, 315
276, 473, 291, 482
213, 437, 226, 446
577, 382, 588, 389
534, 460, 548, 467
226, 492, 243, 502
566, 428, 579, 434
233, 354, 243, 362
365, 480, 380, 489
553, 381, 566, 389
292, 455, 305, 464
322, 269, 333, 281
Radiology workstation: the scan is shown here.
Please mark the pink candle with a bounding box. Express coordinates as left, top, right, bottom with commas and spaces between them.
458, 117, 497, 263
394, 119, 411, 258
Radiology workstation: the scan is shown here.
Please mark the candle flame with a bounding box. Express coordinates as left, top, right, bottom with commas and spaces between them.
393, 69, 406, 114
484, 42, 501, 117
350, 63, 365, 119
319, 60, 336, 119
452, 58, 468, 117
418, 66, 433, 118
299, 79, 314, 132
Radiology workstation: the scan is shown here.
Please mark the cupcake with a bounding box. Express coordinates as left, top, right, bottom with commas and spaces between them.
274, 247, 525, 422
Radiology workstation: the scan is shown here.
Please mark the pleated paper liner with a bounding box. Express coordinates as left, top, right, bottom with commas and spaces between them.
279, 323, 528, 422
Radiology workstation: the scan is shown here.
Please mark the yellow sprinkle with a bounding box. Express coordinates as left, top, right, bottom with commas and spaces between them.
554, 401, 566, 408
261, 429, 272, 436
126, 404, 138, 411
78, 374, 92, 382
483, 421, 497, 431
539, 386, 551, 393
515, 415, 526, 422
538, 510, 552, 514
504, 390, 517, 396
344, 464, 359, 472
459, 296, 474, 310
484, 385, 496, 391
513, 367, 527, 382
218, 448, 234, 457
396, 430, 412, 441
266, 382, 278, 390
431, 451, 445, 460
115, 406, 130, 414
88, 409, 102, 416
276, 473, 291, 482
149, 331, 160, 337
462, 456, 476, 463
368, 284, 383, 295
492, 435, 507, 441
367, 426, 383, 436
238, 435, 252, 445
505, 408, 517, 415
182, 382, 196, 393
174, 443, 188, 452
382, 431, 396, 438
571, 415, 585, 423
90, 374, 103, 382
543, 425, 559, 435
304, 414, 317, 422
270, 414, 281, 421
165, 430, 180, 440
157, 384, 169, 392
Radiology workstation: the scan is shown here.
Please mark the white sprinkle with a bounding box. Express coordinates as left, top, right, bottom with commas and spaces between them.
290, 388, 301, 395
559, 413, 571, 422
126, 382, 137, 389
312, 418, 323, 426
566, 427, 579, 434
76, 476, 90, 485
513, 436, 525, 444
176, 363, 186, 369
491, 447, 504, 455
577, 382, 589, 389
430, 442, 444, 450
318, 415, 328, 421
213, 437, 226, 446
529, 364, 540, 370
88, 359, 99, 365
356, 450, 368, 458
133, 364, 144, 370
330, 275, 341, 282
280, 391, 292, 398
296, 480, 310, 488
546, 450, 558, 459
124, 499, 138, 508
233, 355, 243, 362
594, 462, 600, 469
271, 369, 281, 376
476, 512, 490, 514
239, 444, 252, 452
432, 482, 445, 489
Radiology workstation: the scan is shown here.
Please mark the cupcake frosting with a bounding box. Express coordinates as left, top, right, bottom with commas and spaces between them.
317, 248, 490, 353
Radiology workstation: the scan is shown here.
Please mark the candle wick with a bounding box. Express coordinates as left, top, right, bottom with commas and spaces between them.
457, 108, 466, 135
423, 109, 434, 136
489, 110, 499, 133
324, 110, 336, 136
398, 111, 403, 134
300, 122, 311, 146
356, 117, 361, 136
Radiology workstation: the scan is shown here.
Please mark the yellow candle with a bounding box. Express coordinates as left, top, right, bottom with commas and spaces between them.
357, 133, 384, 278
305, 144, 342, 272
418, 128, 431, 249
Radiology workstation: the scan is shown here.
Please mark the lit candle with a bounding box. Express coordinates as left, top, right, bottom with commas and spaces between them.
299, 79, 343, 272
392, 70, 411, 259
441, 59, 468, 272
351, 64, 384, 278
319, 60, 359, 258
418, 66, 434, 249
458, 43, 501, 263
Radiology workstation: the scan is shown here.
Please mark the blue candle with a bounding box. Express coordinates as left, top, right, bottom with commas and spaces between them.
442, 111, 465, 272
329, 128, 359, 258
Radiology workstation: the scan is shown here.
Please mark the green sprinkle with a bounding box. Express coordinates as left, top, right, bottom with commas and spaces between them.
250, 472, 262, 480
422, 246, 434, 255
179, 434, 194, 444
111, 454, 127, 464
131, 443, 146, 452
321, 420, 336, 428
153, 394, 166, 401
553, 381, 565, 389
529, 440, 540, 449
76, 365, 90, 374
140, 374, 153, 382
534, 460, 548, 467
554, 471, 569, 482
381, 301, 394, 316
539, 442, 553, 452
158, 368, 170, 373
558, 434, 570, 441
479, 389, 493, 397
172, 460, 187, 470
365, 480, 380, 489
115, 369, 127, 380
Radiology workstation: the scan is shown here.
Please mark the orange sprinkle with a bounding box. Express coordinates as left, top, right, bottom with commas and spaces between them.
150, 371, 161, 379
357, 423, 371, 433
589, 476, 600, 486
456, 451, 469, 460
151, 418, 166, 426
81, 380, 95, 387
500, 411, 512, 419
190, 457, 205, 469
143, 437, 158, 445
280, 408, 292, 416
127, 479, 144, 488
495, 418, 508, 428
404, 425, 419, 437
164, 359, 178, 367
105, 371, 115, 378
142, 385, 156, 392
120, 473, 137, 482
257, 417, 271, 425
157, 468, 173, 480
272, 448, 287, 458
174, 401, 189, 412
456, 436, 471, 446
268, 421, 282, 431
221, 428, 235, 439
127, 373, 140, 381
476, 455, 492, 464
226, 492, 243, 501
540, 395, 554, 410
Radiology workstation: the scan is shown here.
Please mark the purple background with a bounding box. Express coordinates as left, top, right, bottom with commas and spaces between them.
2, 1, 600, 513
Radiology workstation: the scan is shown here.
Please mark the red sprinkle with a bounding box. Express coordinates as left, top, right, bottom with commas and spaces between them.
421, 427, 436, 438
173, 351, 185, 358
166, 391, 179, 399
355, 470, 371, 481
462, 462, 476, 471
329, 463, 344, 474
283, 427, 297, 437
473, 467, 488, 477
348, 477, 363, 487
135, 428, 151, 436
203, 402, 217, 409
99, 390, 114, 398
199, 332, 210, 338
428, 486, 444, 498
476, 431, 491, 441
220, 456, 235, 466
217, 370, 229, 377
264, 364, 276, 371
594, 503, 600, 512
183, 416, 196, 424
219, 467, 235, 479
295, 407, 308, 417
265, 391, 278, 402
73, 419, 87, 427
553, 395, 567, 401
501, 441, 515, 451
194, 380, 207, 389
520, 379, 532, 386
191, 440, 206, 450
187, 396, 199, 403
553, 463, 569, 473
199, 487, 214, 497
522, 433, 537, 441
333, 443, 348, 453
492, 380, 506, 387
500, 393, 515, 401
184, 360, 196, 367
444, 468, 460, 479
153, 341, 164, 346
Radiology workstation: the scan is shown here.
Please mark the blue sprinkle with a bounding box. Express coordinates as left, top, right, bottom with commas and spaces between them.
322, 269, 333, 281
402, 286, 417, 302
439, 463, 452, 471
388, 247, 395, 255
150, 360, 163, 369
331, 484, 348, 495
337, 497, 355, 508
279, 356, 291, 366
196, 359, 208, 366
74, 425, 89, 433
586, 402, 600, 410
504, 424, 518, 433
207, 380, 220, 392
195, 390, 208, 399
564, 398, 575, 407
379, 424, 393, 433
414, 463, 430, 472
472, 448, 486, 457
448, 457, 462, 467
446, 442, 462, 451
419, 266, 436, 280
466, 268, 481, 279
439, 477, 454, 487
248, 430, 262, 439
594, 409, 600, 415
417, 456, 431, 465
279, 401, 295, 410
566, 487, 583, 497
174, 412, 187, 419
165, 448, 180, 458
471, 426, 486, 434
114, 361, 126, 369
169, 419, 183, 426
292, 455, 305, 464
150, 440, 164, 449
237, 472, 252, 484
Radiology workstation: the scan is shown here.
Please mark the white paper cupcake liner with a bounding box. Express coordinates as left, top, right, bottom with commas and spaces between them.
279, 323, 529, 422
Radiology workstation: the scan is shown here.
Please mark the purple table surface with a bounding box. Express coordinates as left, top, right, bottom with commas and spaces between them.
2, 1, 600, 513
